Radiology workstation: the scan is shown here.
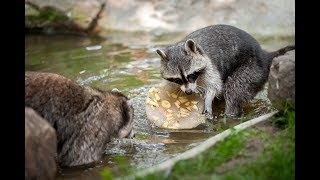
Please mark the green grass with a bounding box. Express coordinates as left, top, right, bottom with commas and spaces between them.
214, 107, 295, 180
169, 130, 249, 179
168, 105, 295, 180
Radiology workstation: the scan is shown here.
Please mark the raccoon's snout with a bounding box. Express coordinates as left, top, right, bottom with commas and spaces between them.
181, 83, 196, 95
185, 89, 193, 95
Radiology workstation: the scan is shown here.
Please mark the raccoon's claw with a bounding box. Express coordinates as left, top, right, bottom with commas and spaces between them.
202, 109, 214, 120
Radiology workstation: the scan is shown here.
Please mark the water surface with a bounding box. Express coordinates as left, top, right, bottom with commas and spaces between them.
25, 32, 294, 179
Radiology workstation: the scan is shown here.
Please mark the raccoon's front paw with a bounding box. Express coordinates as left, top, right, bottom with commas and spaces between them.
202, 109, 214, 120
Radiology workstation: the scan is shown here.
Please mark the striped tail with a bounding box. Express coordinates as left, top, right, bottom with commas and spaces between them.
271, 45, 295, 58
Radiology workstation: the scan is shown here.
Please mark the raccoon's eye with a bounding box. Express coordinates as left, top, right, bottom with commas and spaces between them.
187, 69, 203, 82
166, 78, 183, 85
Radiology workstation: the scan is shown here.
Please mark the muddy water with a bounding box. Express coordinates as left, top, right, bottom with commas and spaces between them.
25, 32, 294, 179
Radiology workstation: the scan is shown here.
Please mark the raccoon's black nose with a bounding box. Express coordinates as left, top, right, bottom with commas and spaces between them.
185, 90, 193, 95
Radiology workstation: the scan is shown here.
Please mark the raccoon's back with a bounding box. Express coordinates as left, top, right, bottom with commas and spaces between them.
184, 24, 265, 81
25, 71, 91, 124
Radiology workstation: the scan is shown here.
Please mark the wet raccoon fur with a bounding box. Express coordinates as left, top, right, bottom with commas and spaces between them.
25, 71, 134, 167
156, 24, 295, 118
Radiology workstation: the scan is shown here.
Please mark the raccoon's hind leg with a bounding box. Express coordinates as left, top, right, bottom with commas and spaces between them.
224, 64, 266, 117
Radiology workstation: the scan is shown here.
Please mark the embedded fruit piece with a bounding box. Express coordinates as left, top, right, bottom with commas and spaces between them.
180, 114, 189, 117
166, 114, 175, 120
179, 98, 188, 103
146, 98, 152, 105
161, 100, 171, 108
154, 93, 161, 101
174, 100, 181, 108
191, 101, 198, 105
162, 122, 169, 128
166, 91, 171, 97
186, 106, 192, 111
150, 87, 158, 93
166, 109, 173, 114
149, 100, 159, 107
192, 105, 198, 110
180, 107, 190, 112
184, 102, 190, 106
171, 93, 178, 99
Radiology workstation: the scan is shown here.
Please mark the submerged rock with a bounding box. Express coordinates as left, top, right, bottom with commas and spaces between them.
268, 50, 295, 110
25, 107, 57, 180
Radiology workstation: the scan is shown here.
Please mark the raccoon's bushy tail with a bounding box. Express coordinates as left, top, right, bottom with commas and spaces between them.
271, 45, 295, 58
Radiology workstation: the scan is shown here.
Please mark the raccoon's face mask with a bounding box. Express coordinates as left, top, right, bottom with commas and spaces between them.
156, 39, 206, 95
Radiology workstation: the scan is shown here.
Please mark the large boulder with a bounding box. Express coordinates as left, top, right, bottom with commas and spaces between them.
268, 50, 295, 110
25, 107, 57, 180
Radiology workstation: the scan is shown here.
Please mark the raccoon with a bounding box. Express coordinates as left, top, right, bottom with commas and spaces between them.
156, 24, 295, 118
25, 71, 134, 167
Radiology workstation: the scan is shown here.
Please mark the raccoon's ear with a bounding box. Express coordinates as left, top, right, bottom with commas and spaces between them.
185, 39, 204, 55
156, 49, 168, 61
185, 39, 197, 54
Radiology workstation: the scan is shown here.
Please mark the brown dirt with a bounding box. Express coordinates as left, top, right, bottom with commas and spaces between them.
214, 119, 281, 174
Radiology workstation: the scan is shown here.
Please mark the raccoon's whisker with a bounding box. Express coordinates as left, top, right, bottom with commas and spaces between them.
197, 85, 206, 90
176, 89, 183, 98
196, 87, 204, 94
173, 88, 180, 94
196, 85, 207, 95
197, 85, 206, 92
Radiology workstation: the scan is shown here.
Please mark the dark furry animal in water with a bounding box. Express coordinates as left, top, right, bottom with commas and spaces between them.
25, 71, 134, 167
156, 24, 295, 118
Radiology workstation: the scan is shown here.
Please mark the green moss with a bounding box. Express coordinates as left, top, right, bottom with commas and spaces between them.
25, 6, 69, 24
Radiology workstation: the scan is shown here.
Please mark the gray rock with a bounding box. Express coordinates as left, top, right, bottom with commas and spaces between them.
25, 107, 57, 180
268, 50, 295, 110
25, 0, 294, 36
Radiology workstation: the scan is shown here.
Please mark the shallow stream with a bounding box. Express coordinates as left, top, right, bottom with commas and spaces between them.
25, 32, 294, 179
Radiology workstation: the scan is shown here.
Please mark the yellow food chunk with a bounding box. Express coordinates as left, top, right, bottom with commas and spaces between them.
174, 101, 180, 108
171, 93, 178, 99
166, 109, 173, 113
161, 100, 171, 108
192, 105, 198, 110
148, 91, 154, 97
154, 93, 161, 101
184, 102, 190, 106
166, 91, 171, 97
166, 113, 173, 117
181, 113, 189, 117
146, 98, 152, 105
167, 116, 175, 121
186, 106, 192, 111
179, 99, 188, 103
148, 87, 159, 94
149, 100, 159, 107
179, 111, 190, 115
191, 101, 198, 105
162, 122, 169, 128
180, 107, 190, 112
